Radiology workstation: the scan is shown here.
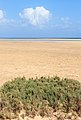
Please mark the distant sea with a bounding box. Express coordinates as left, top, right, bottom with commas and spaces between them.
0, 38, 81, 42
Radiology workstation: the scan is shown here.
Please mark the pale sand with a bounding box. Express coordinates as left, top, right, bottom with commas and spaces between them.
0, 40, 81, 85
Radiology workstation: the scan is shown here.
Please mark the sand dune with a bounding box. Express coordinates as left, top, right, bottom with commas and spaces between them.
0, 40, 81, 85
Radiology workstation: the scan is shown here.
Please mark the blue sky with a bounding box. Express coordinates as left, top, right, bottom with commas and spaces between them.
0, 0, 81, 38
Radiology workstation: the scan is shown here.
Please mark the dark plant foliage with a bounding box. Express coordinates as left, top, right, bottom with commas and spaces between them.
0, 76, 81, 119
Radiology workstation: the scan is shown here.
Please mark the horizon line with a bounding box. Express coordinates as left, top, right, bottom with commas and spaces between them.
0, 37, 81, 39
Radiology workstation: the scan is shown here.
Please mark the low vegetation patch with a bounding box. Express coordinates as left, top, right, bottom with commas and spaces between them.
0, 76, 81, 119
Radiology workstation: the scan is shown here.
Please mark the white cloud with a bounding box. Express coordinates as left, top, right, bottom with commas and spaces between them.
0, 10, 18, 26
0, 10, 6, 24
61, 17, 70, 24
0, 10, 4, 19
19, 6, 51, 26
59, 17, 71, 28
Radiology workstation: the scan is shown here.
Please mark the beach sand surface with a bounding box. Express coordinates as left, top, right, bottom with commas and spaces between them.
0, 40, 81, 85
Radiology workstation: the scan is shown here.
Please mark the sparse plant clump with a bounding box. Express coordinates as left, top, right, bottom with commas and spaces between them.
0, 76, 81, 119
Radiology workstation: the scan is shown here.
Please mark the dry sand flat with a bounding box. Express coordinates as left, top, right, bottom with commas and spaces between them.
0, 40, 81, 85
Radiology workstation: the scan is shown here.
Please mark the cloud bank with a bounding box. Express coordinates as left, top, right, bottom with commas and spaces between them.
19, 6, 51, 26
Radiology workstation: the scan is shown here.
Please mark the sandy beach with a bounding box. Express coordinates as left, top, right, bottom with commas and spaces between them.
0, 40, 81, 85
